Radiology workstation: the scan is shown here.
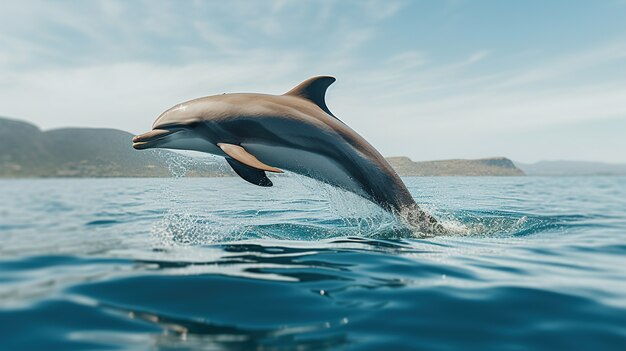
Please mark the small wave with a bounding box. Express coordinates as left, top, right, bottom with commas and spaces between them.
85, 219, 122, 227
150, 202, 571, 244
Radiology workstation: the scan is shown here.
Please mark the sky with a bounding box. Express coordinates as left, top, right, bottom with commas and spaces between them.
1, 0, 625, 163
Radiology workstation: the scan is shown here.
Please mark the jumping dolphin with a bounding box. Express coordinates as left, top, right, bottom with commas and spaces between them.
133, 76, 443, 234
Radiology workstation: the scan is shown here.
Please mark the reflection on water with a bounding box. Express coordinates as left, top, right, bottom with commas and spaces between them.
1, 177, 626, 350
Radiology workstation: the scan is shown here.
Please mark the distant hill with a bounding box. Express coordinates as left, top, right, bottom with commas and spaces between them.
387, 156, 525, 176
0, 117, 231, 178
0, 116, 522, 178
515, 160, 626, 176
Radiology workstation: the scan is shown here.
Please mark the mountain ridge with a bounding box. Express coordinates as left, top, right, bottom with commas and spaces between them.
515, 160, 626, 176
386, 156, 524, 176
1, 116, 527, 178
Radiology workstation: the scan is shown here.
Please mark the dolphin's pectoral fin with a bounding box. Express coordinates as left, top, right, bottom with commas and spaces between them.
218, 143, 283, 173
225, 157, 273, 187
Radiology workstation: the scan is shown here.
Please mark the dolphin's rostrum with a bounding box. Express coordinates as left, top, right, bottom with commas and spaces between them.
133, 76, 444, 235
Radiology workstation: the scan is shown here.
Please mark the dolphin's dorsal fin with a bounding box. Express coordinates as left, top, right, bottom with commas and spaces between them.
284, 76, 337, 118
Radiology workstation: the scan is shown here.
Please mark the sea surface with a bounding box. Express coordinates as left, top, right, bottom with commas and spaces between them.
1, 175, 625, 350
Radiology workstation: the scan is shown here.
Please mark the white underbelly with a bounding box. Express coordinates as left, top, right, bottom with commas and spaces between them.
242, 143, 367, 198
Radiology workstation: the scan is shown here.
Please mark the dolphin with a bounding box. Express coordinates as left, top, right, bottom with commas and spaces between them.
133, 76, 443, 234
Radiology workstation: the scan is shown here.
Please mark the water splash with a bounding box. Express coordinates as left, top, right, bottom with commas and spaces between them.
152, 211, 248, 246
434, 210, 558, 238
290, 174, 404, 236
155, 150, 231, 178
148, 152, 554, 243
150, 152, 249, 247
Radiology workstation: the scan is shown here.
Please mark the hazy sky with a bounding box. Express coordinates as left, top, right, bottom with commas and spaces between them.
1, 0, 625, 163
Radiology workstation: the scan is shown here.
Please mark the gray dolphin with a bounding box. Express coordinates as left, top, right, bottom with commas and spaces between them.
133, 76, 443, 234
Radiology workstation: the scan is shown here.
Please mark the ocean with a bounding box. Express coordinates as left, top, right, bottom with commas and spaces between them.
1, 176, 625, 350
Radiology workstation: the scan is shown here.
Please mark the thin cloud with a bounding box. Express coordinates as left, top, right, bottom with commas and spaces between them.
0, 1, 624, 162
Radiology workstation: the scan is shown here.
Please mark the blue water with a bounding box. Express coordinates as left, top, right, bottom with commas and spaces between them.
1, 176, 625, 350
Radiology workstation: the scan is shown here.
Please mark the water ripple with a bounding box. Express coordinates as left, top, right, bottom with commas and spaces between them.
1, 177, 625, 350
